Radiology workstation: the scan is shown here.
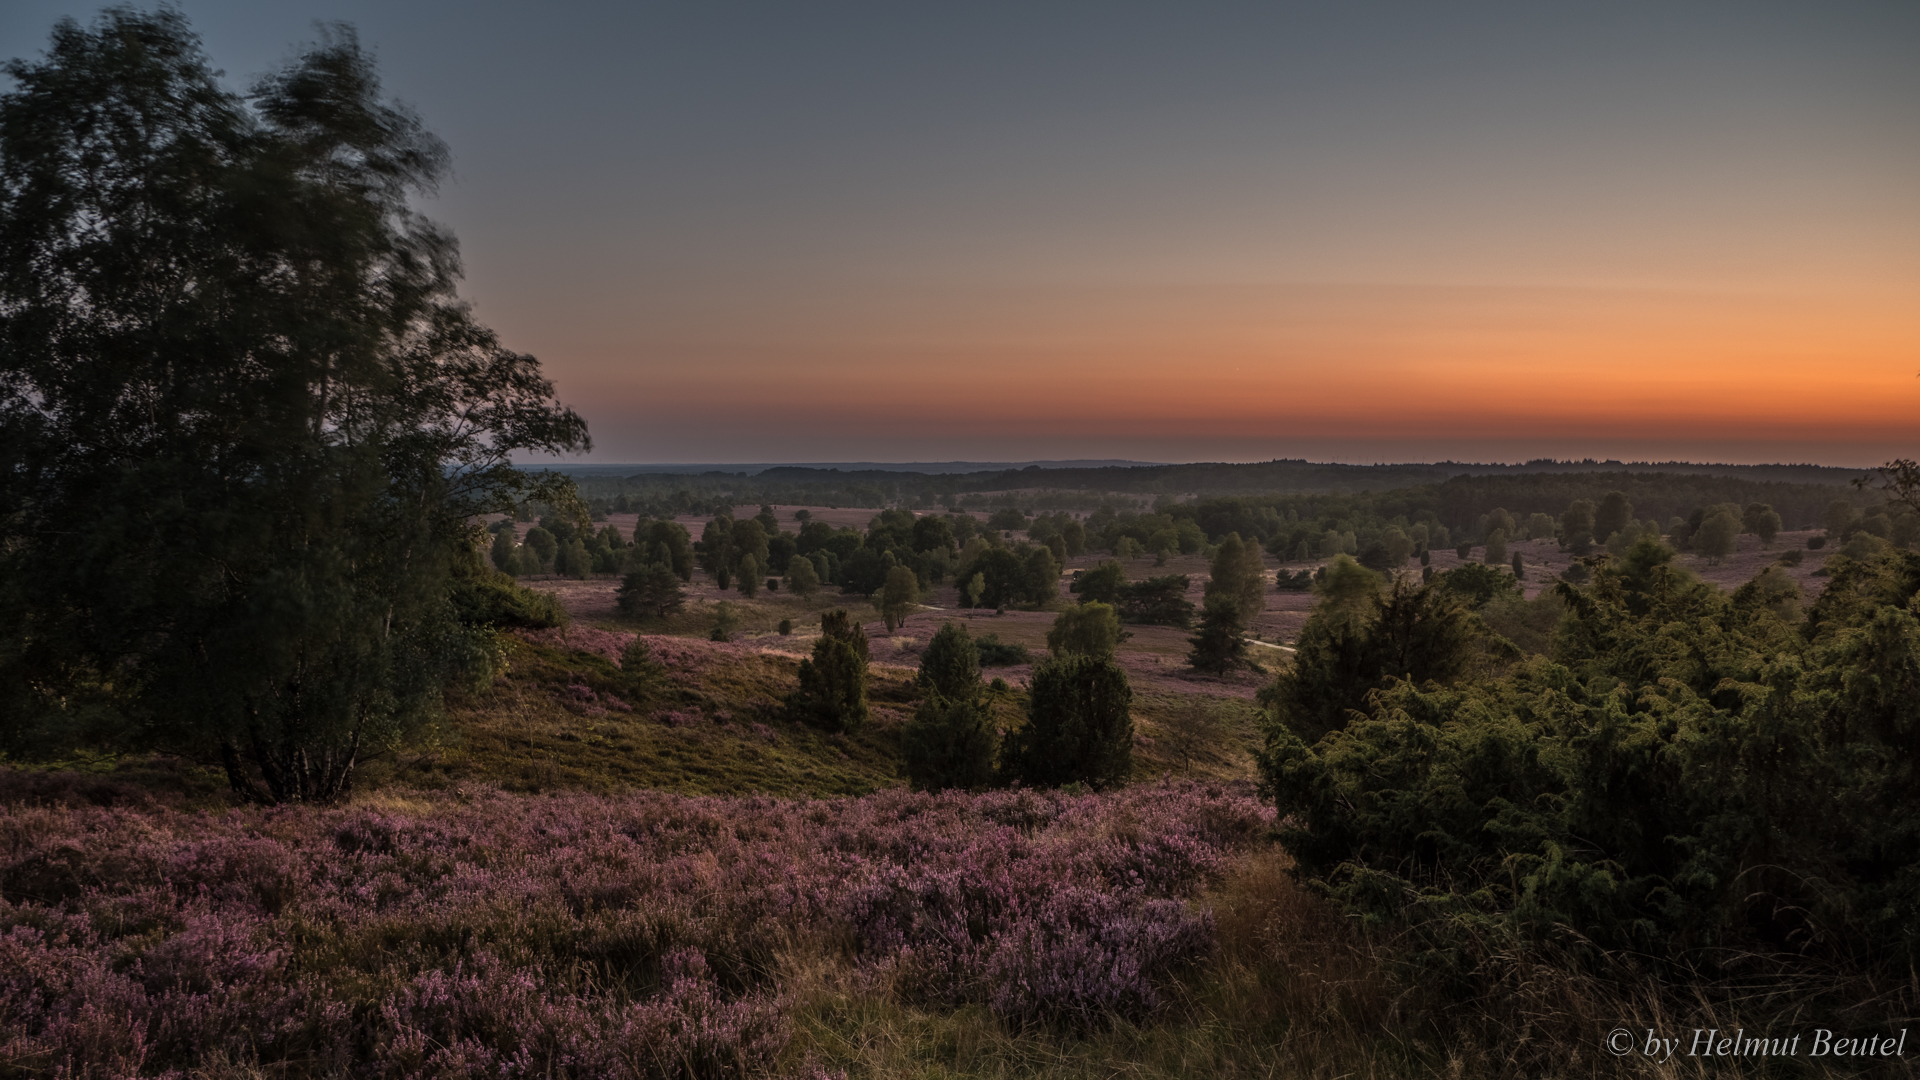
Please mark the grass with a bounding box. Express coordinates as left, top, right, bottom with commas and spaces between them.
385, 636, 919, 798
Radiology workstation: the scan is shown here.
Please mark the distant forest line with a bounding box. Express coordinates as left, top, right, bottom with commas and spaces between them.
544, 458, 1877, 535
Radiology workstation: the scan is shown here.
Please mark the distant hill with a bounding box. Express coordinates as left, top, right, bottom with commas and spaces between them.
526, 460, 1165, 478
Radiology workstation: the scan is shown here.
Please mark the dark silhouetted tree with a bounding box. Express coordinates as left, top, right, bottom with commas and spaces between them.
1002, 655, 1133, 789
788, 610, 870, 732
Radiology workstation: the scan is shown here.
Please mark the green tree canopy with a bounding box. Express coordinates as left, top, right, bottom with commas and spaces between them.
788, 610, 870, 732
1047, 601, 1129, 661
0, 13, 588, 801
873, 564, 919, 631
1002, 655, 1134, 789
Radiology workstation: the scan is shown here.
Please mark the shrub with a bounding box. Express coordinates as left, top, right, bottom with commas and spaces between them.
917, 622, 981, 701
1002, 655, 1133, 789
777, 618, 793, 635
1071, 560, 1127, 605
1047, 602, 1129, 661
901, 695, 997, 792
787, 610, 869, 732
1186, 596, 1250, 675
785, 554, 820, 597
1262, 543, 1920, 989
615, 563, 685, 618
974, 633, 1029, 667
1115, 575, 1195, 627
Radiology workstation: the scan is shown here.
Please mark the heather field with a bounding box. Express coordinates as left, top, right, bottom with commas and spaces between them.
0, 775, 1274, 1078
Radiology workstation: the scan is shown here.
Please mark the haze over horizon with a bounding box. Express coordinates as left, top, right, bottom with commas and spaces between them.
4, 2, 1914, 468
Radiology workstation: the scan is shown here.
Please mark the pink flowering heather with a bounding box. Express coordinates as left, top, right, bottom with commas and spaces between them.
513, 625, 637, 664
0, 779, 1271, 1077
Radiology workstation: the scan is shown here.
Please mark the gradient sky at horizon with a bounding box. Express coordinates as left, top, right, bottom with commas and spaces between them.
4, 2, 1916, 466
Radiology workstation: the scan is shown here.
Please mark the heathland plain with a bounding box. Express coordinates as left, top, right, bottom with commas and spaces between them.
11, 454, 1920, 1078
6, 10, 1920, 1078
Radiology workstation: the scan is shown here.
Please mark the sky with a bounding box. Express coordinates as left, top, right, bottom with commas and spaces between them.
4, 2, 1917, 467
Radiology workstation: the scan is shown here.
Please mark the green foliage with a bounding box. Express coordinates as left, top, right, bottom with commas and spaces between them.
1115, 575, 1196, 627
489, 528, 517, 573
788, 610, 870, 732
1204, 533, 1266, 626
1435, 562, 1521, 609
1047, 602, 1129, 660
709, 601, 741, 642
449, 573, 569, 630
974, 633, 1029, 667
1693, 507, 1740, 563
616, 637, 668, 702
1262, 575, 1482, 745
615, 563, 685, 618
1263, 540, 1920, 984
522, 527, 559, 572
737, 553, 762, 598
1185, 596, 1251, 675
917, 622, 982, 701
786, 554, 821, 596
1072, 560, 1128, 605
1481, 529, 1507, 566
873, 564, 919, 632
901, 695, 997, 792
0, 12, 588, 802
1744, 501, 1782, 546
1593, 490, 1633, 539
1002, 655, 1133, 789
1558, 499, 1595, 555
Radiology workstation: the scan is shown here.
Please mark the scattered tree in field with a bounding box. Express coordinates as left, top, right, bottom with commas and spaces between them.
1002, 655, 1134, 789
1483, 529, 1508, 567
789, 610, 870, 732
873, 565, 919, 631
1072, 560, 1127, 605
1594, 491, 1633, 541
736, 554, 762, 597
917, 622, 982, 701
786, 554, 820, 597
1455, 541, 1473, 560
1024, 546, 1062, 606
903, 695, 997, 792
962, 571, 986, 609
1316, 555, 1383, 629
1048, 601, 1129, 660
556, 537, 590, 579
524, 527, 559, 573
1694, 509, 1741, 564
1382, 526, 1414, 568
709, 601, 740, 642
1824, 499, 1857, 540
0, 12, 588, 802
1560, 500, 1596, 555
1511, 551, 1525, 580
637, 520, 695, 581
903, 622, 995, 790
1743, 503, 1782, 547
1204, 533, 1266, 625
618, 637, 669, 701
1187, 596, 1252, 675
616, 563, 685, 618
1525, 512, 1558, 541
1115, 575, 1195, 627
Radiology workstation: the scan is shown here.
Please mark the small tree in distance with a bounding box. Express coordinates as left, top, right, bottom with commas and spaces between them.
786, 554, 820, 597
874, 565, 919, 632
1047, 601, 1129, 661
